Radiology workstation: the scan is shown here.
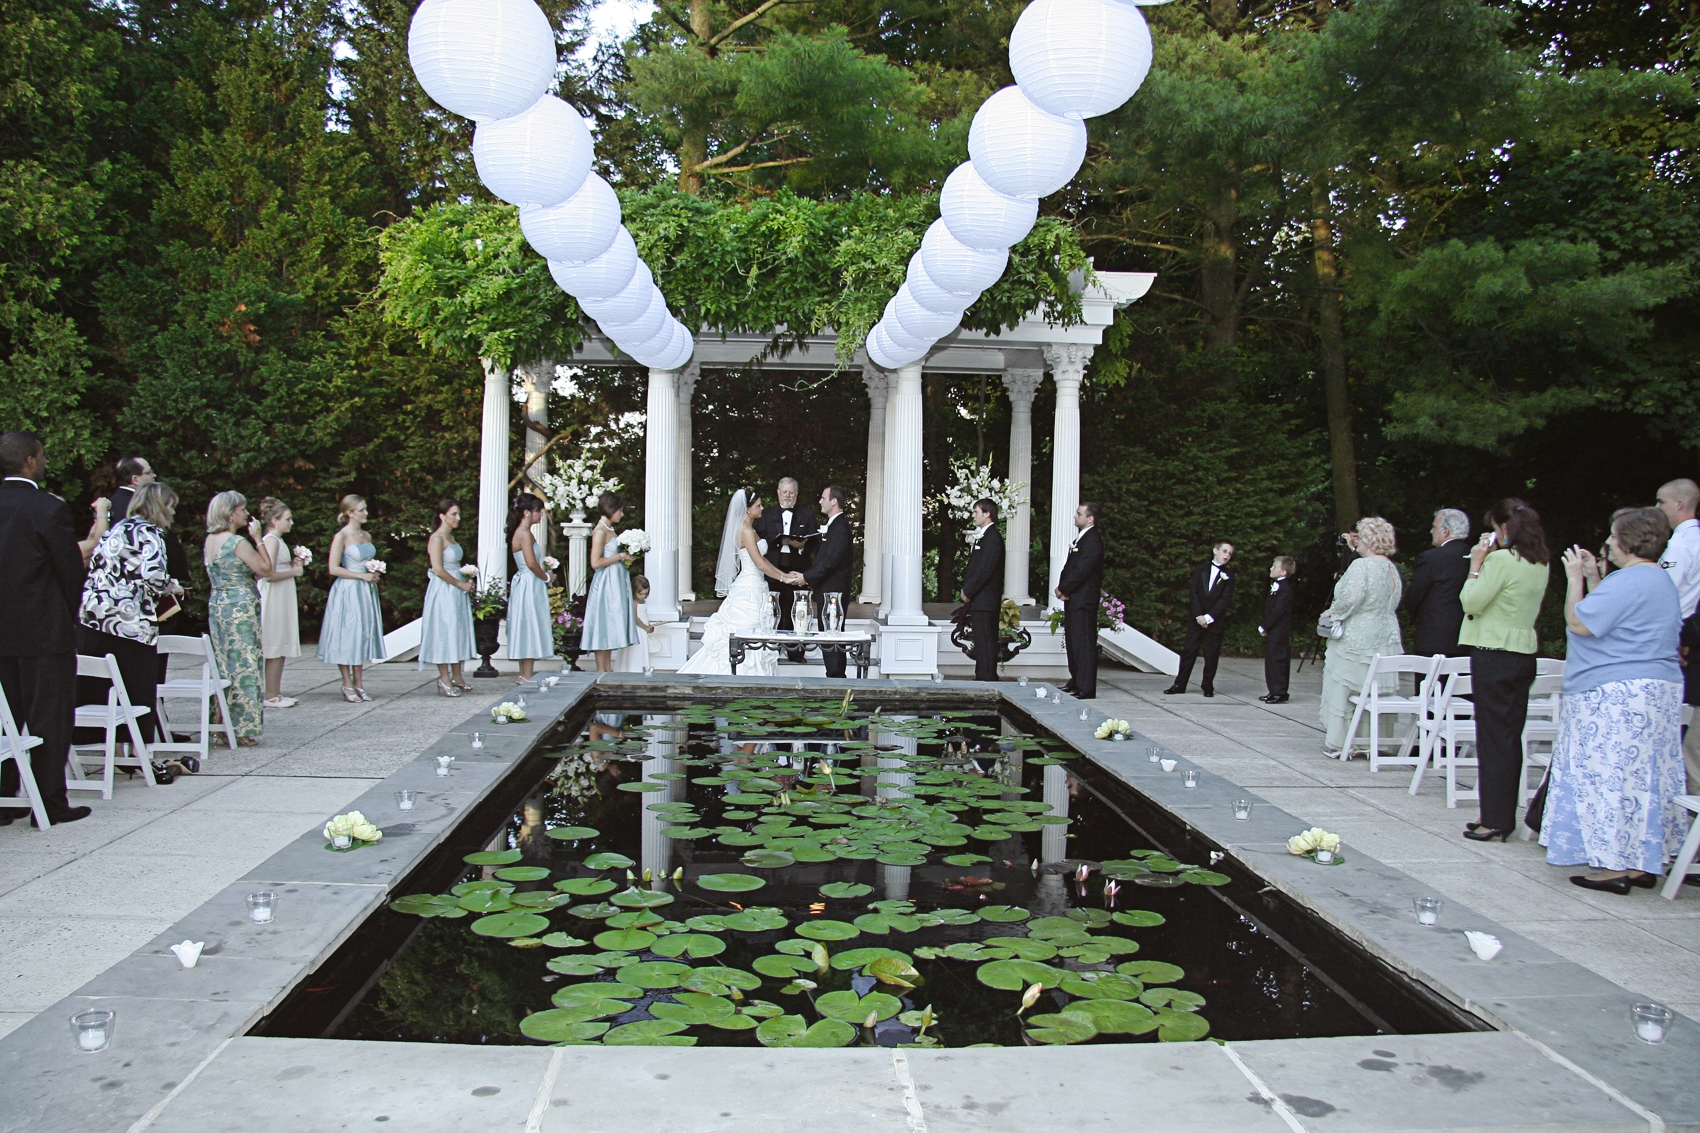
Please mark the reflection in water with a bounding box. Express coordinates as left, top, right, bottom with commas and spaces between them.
640, 714, 680, 882
1041, 764, 1070, 864
883, 864, 912, 901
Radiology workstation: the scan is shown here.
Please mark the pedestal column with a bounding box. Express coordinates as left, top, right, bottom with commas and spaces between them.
675, 363, 699, 604
1044, 345, 1093, 610
859, 362, 888, 605
644, 366, 680, 623
886, 362, 927, 627
1001, 367, 1042, 606
879, 367, 899, 618
477, 357, 511, 584
562, 514, 591, 597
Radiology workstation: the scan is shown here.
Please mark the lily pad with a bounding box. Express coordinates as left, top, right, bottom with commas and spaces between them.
815, 990, 903, 1023
389, 894, 467, 918
616, 781, 669, 793
867, 957, 922, 988
540, 933, 588, 949
942, 853, 992, 866
740, 850, 796, 869
1059, 972, 1144, 1001
1061, 999, 1157, 1035
978, 905, 1031, 922
602, 1020, 694, 1045
795, 919, 861, 941
1025, 1012, 1099, 1045
509, 891, 570, 909
615, 961, 695, 989
592, 928, 657, 951
450, 880, 513, 896
1118, 960, 1185, 984
554, 877, 618, 896
685, 966, 763, 991
1153, 1009, 1211, 1041
463, 849, 521, 866
493, 865, 551, 882
590, 951, 640, 968
544, 992, 632, 1017
1066, 907, 1114, 927
720, 908, 789, 932
518, 1011, 612, 1042
544, 957, 604, 977
605, 910, 664, 929
695, 873, 767, 893
753, 954, 818, 978
567, 903, 622, 920
649, 992, 736, 1026
470, 912, 551, 938
545, 825, 601, 841
852, 912, 921, 935
996, 937, 1059, 962
977, 959, 1066, 991
1184, 870, 1231, 886
457, 889, 513, 914
709, 1013, 759, 1030
550, 982, 644, 1004
583, 852, 636, 870
611, 887, 675, 908
1110, 910, 1166, 928
684, 915, 729, 933
1140, 987, 1207, 1011
819, 882, 874, 899
651, 933, 727, 959
829, 947, 912, 971
755, 1014, 857, 1048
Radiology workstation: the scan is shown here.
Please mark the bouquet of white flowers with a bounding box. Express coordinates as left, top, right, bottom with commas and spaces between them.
365, 559, 388, 576
460, 564, 479, 578
293, 546, 312, 564
542, 555, 560, 571
323, 811, 382, 847
617, 529, 650, 557
931, 459, 1026, 544
492, 701, 528, 723
532, 455, 621, 516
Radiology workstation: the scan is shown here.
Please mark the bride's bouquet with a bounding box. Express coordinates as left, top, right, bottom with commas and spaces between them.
617, 529, 650, 557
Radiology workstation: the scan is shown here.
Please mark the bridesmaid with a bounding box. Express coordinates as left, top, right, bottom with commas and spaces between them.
505, 494, 554, 683
421, 498, 476, 696
256, 497, 304, 708
581, 491, 636, 672
318, 494, 387, 701
204, 491, 272, 745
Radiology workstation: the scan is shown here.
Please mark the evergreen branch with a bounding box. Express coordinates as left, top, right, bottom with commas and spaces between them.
654, 3, 694, 37
706, 0, 797, 48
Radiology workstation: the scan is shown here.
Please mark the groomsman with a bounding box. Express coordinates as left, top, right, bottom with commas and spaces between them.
796, 485, 853, 678
0, 432, 91, 825
1259, 556, 1296, 703
959, 498, 1005, 682
1055, 502, 1104, 699
757, 477, 816, 659
1165, 541, 1235, 698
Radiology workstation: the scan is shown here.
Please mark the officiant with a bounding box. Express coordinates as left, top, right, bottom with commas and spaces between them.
755, 477, 817, 657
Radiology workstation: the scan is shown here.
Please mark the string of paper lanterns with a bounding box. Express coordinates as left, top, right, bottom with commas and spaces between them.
864, 0, 1158, 370
408, 0, 693, 371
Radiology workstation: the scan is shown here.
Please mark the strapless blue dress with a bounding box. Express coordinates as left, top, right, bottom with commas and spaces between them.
420, 543, 475, 664
506, 549, 554, 659
317, 542, 387, 665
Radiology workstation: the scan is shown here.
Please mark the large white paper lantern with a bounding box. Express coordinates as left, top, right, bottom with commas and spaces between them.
939, 162, 1039, 252
472, 95, 593, 208
920, 219, 1010, 295
653, 324, 695, 371
579, 262, 654, 325
518, 175, 621, 264
1010, 0, 1151, 120
879, 316, 932, 356
408, 0, 557, 123
967, 86, 1088, 199
603, 287, 668, 346
891, 287, 962, 341
549, 228, 637, 300
905, 253, 979, 315
868, 324, 925, 369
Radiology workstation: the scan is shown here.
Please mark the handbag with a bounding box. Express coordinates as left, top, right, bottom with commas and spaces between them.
1524, 769, 1550, 834
1315, 616, 1344, 640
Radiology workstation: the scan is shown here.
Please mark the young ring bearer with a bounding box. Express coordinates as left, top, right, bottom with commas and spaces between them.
1259, 556, 1296, 703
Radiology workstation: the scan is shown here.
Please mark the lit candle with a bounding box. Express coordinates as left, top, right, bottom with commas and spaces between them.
1148, 747, 1161, 763
1633, 1003, 1672, 1044
1183, 770, 1199, 789
332, 834, 351, 850
1233, 800, 1253, 820
1018, 675, 1029, 687
77, 1027, 106, 1051
1314, 849, 1334, 864
395, 790, 416, 811
246, 892, 275, 924
1413, 896, 1441, 925
1079, 708, 1090, 721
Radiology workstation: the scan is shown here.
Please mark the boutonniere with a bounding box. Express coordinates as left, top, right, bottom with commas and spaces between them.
1269, 581, 1280, 594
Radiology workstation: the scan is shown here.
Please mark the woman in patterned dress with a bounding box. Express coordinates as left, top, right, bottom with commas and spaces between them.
1317, 517, 1404, 758
204, 491, 272, 745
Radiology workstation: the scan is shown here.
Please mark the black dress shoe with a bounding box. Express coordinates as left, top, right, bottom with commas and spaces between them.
1570, 874, 1634, 895
34, 805, 92, 827
1162, 686, 1185, 695
1266, 695, 1289, 704
1201, 689, 1215, 698
1462, 826, 1512, 842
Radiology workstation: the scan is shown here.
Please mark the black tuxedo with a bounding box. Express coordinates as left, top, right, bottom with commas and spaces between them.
1057, 525, 1104, 698
961, 525, 1005, 681
1402, 539, 1471, 657
0, 478, 87, 814
757, 504, 817, 648
1171, 560, 1235, 694
1260, 576, 1295, 697
803, 511, 853, 677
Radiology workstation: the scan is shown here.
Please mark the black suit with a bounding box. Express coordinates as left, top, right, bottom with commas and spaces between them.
1402, 539, 1471, 657
803, 512, 853, 678
1260, 576, 1295, 697
961, 525, 1005, 681
757, 504, 817, 653
0, 478, 87, 814
1057, 525, 1104, 698
1172, 561, 1235, 693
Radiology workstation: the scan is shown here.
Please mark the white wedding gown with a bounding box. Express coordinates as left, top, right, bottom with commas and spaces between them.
678, 547, 776, 675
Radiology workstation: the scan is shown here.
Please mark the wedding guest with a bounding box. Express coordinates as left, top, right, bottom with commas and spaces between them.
505, 493, 555, 682
1656, 478, 1700, 618
1057, 502, 1105, 699
612, 575, 656, 673
1258, 556, 1296, 703
76, 497, 111, 564
421, 498, 476, 696
1544, 508, 1685, 892
203, 491, 271, 745
318, 494, 386, 701
1165, 541, 1235, 698
110, 454, 190, 591
256, 498, 305, 708
800, 485, 854, 679
0, 432, 90, 825
1318, 518, 1403, 758
1402, 508, 1472, 657
581, 491, 636, 673
959, 497, 1005, 682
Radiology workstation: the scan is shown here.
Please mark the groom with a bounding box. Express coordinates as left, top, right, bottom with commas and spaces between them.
787, 485, 852, 678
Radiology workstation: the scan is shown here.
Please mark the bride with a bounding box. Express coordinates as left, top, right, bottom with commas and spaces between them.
678, 489, 794, 675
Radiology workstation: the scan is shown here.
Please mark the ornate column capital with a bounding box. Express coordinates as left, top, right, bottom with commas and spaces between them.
1042, 344, 1095, 388
1001, 367, 1044, 407
676, 362, 700, 402
862, 361, 889, 405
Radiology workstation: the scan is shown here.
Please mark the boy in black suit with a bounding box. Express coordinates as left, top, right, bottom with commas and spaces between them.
1165, 541, 1235, 697
797, 485, 853, 678
959, 498, 1006, 681
1259, 555, 1296, 703
1055, 502, 1104, 699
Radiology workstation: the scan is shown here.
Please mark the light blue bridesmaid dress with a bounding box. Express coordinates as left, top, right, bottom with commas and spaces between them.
419, 542, 475, 664
581, 528, 636, 653
505, 549, 554, 660
317, 541, 387, 665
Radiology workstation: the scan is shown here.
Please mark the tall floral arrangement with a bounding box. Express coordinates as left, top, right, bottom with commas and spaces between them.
931, 459, 1026, 544
532, 455, 620, 517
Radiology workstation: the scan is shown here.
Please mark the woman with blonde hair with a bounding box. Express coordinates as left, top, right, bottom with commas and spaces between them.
317, 494, 386, 701
204, 490, 272, 744
256, 497, 306, 708
1319, 517, 1404, 758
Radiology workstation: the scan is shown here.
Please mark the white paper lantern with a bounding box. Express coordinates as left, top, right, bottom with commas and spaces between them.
967, 86, 1088, 199
653, 324, 696, 371
879, 316, 932, 357
549, 228, 637, 300
408, 0, 557, 123
578, 262, 654, 325
890, 286, 963, 341
472, 95, 593, 208
868, 324, 925, 369
603, 287, 668, 346
920, 219, 1010, 295
905, 254, 979, 315
518, 175, 621, 264
619, 318, 675, 366
939, 162, 1039, 252
1010, 0, 1151, 119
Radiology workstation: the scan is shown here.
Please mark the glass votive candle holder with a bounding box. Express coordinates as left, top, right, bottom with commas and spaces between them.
331, 833, 352, 849
437, 755, 455, 778
1233, 799, 1253, 820
71, 1009, 114, 1053
1314, 848, 1336, 864
1051, 689, 1063, 704
1413, 896, 1442, 926
395, 789, 417, 811
1018, 675, 1029, 687
1079, 708, 1090, 721
515, 694, 526, 709
933, 672, 944, 684
471, 732, 484, 750
1183, 769, 1199, 789
1633, 1002, 1673, 1044
1148, 747, 1162, 764
246, 891, 276, 924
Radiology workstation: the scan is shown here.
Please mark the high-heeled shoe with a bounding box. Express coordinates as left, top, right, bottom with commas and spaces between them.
341, 685, 360, 703
356, 687, 374, 702
453, 678, 474, 691
436, 680, 462, 698
1462, 826, 1512, 842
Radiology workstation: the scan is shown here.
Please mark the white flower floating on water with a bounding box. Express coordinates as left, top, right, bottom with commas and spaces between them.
616, 528, 651, 557
1287, 827, 1341, 856
324, 811, 383, 845
365, 559, 388, 575
1094, 718, 1132, 740
492, 701, 528, 723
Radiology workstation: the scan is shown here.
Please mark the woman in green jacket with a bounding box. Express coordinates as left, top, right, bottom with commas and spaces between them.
1458, 498, 1551, 841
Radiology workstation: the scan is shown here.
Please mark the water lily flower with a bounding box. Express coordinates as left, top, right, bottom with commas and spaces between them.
671, 866, 683, 882
1018, 982, 1043, 1016
863, 1010, 879, 1029
641, 868, 652, 882
1075, 863, 1091, 882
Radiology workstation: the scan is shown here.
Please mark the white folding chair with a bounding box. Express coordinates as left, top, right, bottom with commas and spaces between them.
1407, 657, 1471, 795
1660, 796, 1700, 900
1515, 673, 1565, 837
1405, 664, 1481, 806
1344, 654, 1440, 770
154, 633, 235, 759
1536, 657, 1565, 678
70, 653, 155, 798
0, 684, 50, 829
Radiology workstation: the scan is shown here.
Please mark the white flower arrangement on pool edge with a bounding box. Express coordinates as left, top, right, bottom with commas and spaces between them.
324, 811, 382, 845
492, 701, 528, 723
1287, 827, 1341, 856
1094, 719, 1132, 740
617, 529, 651, 557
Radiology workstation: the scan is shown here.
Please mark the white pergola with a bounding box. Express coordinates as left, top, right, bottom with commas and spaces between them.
472, 270, 1155, 676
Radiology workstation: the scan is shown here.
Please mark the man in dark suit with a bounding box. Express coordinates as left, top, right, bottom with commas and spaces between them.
1055, 502, 1104, 699
796, 484, 853, 678
757, 477, 817, 659
0, 432, 92, 825
109, 454, 191, 660
1165, 541, 1235, 697
1259, 556, 1296, 703
1403, 508, 1472, 658
959, 498, 1006, 681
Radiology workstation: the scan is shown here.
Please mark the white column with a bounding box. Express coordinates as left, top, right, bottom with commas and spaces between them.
1044, 345, 1093, 611
859, 362, 887, 605
886, 361, 927, 626
519, 360, 551, 551
644, 366, 681, 623
477, 357, 511, 584
675, 363, 699, 603
1001, 367, 1042, 606
562, 517, 591, 597
878, 367, 900, 618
